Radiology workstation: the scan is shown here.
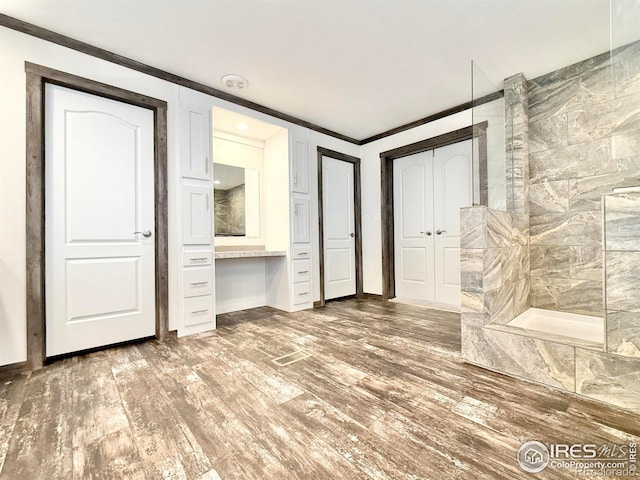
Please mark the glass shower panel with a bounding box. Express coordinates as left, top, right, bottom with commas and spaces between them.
471, 60, 507, 210
610, 0, 640, 52
607, 0, 640, 354
610, 0, 640, 107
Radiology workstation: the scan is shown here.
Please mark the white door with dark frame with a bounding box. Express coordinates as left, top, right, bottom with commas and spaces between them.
393, 139, 471, 308
45, 84, 156, 357
322, 156, 356, 300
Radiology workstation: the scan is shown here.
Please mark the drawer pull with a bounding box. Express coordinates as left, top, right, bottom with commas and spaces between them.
298, 292, 309, 296
191, 309, 209, 315
190, 257, 208, 262
297, 252, 308, 256
298, 270, 309, 274
190, 281, 209, 287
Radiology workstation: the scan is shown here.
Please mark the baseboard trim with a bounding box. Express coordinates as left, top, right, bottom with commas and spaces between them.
360, 293, 385, 301
0, 361, 29, 376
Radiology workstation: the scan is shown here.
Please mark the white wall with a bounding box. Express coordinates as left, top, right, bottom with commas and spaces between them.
358, 110, 472, 295
215, 258, 267, 314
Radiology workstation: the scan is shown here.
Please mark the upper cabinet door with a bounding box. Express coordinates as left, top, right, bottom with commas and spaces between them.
291, 134, 310, 194
182, 185, 212, 245
181, 104, 211, 180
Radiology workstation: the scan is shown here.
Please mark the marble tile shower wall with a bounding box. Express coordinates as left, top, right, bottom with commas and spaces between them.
214, 185, 245, 235
528, 41, 640, 316
461, 41, 640, 415
604, 192, 640, 359
574, 190, 640, 411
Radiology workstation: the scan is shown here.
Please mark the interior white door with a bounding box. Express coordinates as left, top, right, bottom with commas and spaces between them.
322, 157, 356, 300
433, 140, 472, 305
45, 84, 156, 357
393, 151, 435, 301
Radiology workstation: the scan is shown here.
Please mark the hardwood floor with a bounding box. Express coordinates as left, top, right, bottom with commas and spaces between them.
0, 299, 638, 479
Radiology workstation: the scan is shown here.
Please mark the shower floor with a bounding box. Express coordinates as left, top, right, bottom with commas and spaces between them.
507, 308, 604, 344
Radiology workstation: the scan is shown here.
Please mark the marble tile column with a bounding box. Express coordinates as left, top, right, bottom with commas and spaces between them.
460, 207, 529, 328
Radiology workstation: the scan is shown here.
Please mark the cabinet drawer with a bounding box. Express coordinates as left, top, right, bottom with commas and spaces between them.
292, 246, 311, 260
293, 281, 311, 305
183, 267, 213, 297
183, 251, 212, 266
183, 295, 214, 327
293, 259, 311, 283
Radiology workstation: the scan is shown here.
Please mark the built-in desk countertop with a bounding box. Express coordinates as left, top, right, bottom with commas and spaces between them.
214, 250, 286, 260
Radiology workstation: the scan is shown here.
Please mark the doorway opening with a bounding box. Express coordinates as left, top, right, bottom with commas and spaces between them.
317, 147, 363, 306
380, 124, 487, 305
25, 63, 169, 369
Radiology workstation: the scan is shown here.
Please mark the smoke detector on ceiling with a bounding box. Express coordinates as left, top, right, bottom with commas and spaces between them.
221, 74, 249, 90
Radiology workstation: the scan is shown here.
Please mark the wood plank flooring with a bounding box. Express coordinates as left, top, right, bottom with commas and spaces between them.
1, 299, 638, 479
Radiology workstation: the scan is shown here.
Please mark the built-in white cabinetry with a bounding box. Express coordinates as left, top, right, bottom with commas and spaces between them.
183, 267, 214, 297
183, 251, 213, 266
291, 197, 310, 244
293, 281, 312, 305
288, 131, 313, 311
291, 136, 310, 194
292, 259, 311, 282
181, 105, 211, 180
183, 295, 215, 328
182, 185, 212, 245
178, 98, 314, 320
178, 99, 215, 336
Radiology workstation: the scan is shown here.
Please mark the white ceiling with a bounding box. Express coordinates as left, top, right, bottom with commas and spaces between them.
1, 0, 634, 140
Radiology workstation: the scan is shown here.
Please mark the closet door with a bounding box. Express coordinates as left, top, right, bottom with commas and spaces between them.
433, 140, 472, 305
393, 151, 435, 301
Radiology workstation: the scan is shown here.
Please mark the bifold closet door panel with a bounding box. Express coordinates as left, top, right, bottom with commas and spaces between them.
393, 151, 435, 301
432, 140, 472, 306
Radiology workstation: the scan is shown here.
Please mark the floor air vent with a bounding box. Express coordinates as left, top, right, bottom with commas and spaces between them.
271, 350, 311, 366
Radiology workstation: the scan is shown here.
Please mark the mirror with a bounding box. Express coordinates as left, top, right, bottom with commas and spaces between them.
214, 163, 260, 237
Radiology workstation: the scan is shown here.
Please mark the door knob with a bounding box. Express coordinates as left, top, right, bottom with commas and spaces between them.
420, 231, 432, 236
133, 230, 152, 238
349, 233, 355, 237
436, 229, 446, 235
